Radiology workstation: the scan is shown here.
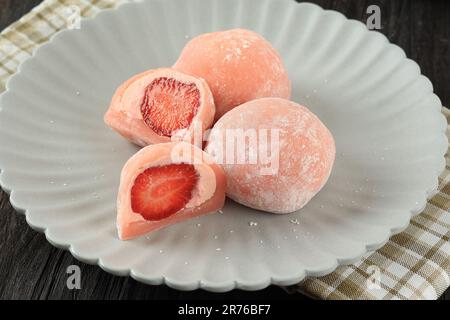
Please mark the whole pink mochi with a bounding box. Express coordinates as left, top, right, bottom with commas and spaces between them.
205, 98, 336, 214
173, 29, 291, 120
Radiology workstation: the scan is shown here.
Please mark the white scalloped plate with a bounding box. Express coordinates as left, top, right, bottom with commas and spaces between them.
0, 0, 447, 292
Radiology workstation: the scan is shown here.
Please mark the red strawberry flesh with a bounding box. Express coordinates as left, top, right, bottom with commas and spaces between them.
140, 77, 201, 137
131, 163, 199, 221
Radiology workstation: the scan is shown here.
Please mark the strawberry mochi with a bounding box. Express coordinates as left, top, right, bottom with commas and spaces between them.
117, 142, 226, 240
205, 98, 336, 214
173, 29, 291, 120
104, 68, 215, 147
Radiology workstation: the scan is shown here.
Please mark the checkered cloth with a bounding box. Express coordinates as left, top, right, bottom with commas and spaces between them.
1, 0, 449, 300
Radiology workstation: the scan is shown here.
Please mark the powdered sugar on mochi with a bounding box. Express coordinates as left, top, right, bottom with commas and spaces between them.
205, 98, 336, 214
173, 29, 291, 119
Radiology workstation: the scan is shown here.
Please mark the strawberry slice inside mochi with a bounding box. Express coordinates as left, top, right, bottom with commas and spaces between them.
140, 77, 201, 137
117, 142, 227, 240
130, 163, 198, 221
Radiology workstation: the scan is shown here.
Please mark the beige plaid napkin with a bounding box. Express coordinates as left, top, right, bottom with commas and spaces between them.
1, 0, 449, 300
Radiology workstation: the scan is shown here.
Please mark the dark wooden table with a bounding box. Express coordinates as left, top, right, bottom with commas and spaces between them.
0, 0, 449, 300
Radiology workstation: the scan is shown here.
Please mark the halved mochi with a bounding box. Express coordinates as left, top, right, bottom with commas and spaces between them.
117, 142, 226, 240
105, 68, 215, 147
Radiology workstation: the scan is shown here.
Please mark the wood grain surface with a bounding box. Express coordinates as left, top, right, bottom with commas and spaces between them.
0, 0, 449, 300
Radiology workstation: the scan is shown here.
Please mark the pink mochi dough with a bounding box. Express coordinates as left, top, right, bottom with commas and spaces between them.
205, 98, 336, 214
173, 28, 291, 120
